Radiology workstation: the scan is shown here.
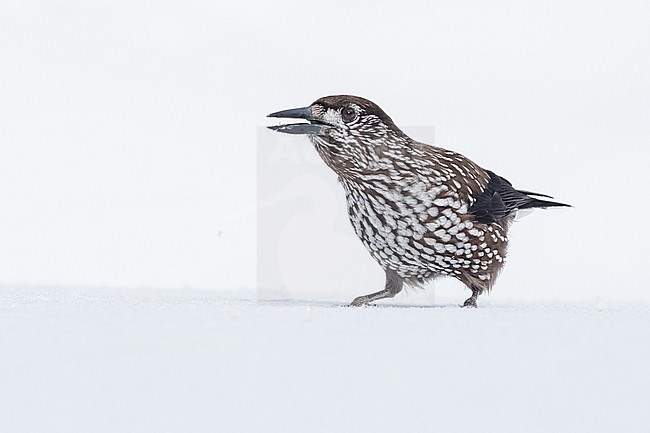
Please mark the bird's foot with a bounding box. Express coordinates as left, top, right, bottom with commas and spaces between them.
349, 296, 373, 307
462, 297, 478, 308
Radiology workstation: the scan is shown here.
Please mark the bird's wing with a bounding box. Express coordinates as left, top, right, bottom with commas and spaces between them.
467, 171, 510, 224
469, 170, 570, 224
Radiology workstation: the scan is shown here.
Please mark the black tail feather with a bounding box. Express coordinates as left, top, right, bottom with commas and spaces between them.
519, 197, 571, 210
516, 189, 555, 199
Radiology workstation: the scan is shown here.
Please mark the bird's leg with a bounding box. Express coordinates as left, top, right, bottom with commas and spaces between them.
462, 285, 482, 308
350, 270, 404, 307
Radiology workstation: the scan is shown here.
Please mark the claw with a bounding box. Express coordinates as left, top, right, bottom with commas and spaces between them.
462, 297, 478, 308
350, 297, 369, 307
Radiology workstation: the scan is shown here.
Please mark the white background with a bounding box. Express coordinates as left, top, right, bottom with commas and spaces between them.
2, 2, 650, 432
2, 0, 649, 302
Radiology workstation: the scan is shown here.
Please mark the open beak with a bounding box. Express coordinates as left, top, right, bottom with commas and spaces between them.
267, 106, 332, 136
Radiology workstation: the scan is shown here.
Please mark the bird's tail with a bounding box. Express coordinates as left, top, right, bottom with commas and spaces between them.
517, 190, 571, 210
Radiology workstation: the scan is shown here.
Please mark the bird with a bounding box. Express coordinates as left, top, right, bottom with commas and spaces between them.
267, 95, 569, 307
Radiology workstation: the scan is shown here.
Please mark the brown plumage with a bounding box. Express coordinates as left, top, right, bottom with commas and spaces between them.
268, 95, 569, 307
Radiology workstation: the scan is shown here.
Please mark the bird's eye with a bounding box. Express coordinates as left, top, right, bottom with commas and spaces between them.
341, 106, 357, 123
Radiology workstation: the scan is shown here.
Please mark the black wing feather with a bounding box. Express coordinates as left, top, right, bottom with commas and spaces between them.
469, 170, 570, 224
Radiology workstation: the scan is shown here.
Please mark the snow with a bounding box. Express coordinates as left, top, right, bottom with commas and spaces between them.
2, 287, 649, 433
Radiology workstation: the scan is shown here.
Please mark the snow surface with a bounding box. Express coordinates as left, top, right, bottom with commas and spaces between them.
1, 287, 649, 433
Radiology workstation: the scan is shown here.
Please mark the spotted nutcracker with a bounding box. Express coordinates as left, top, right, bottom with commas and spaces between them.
268, 95, 569, 307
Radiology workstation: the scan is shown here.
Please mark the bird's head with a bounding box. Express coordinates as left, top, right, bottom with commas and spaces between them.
268, 95, 409, 176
